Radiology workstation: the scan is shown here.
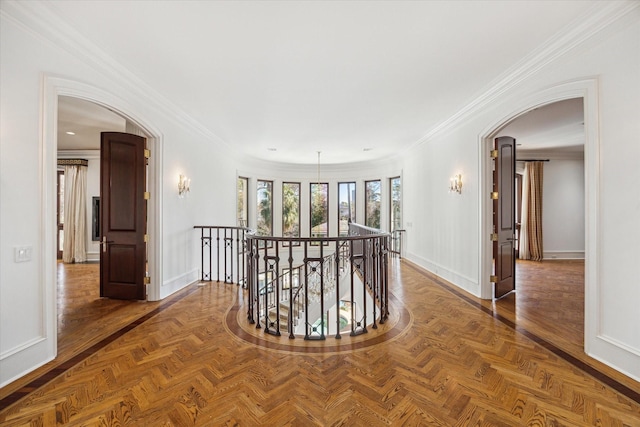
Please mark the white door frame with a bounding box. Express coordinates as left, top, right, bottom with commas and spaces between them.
41, 75, 164, 353
477, 78, 599, 350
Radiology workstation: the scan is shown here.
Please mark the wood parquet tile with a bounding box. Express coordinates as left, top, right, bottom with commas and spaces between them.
1, 259, 639, 426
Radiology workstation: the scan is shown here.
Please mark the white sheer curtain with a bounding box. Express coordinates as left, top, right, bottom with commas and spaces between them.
62, 164, 87, 263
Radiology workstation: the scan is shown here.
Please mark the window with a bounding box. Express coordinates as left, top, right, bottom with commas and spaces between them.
256, 180, 273, 236
365, 180, 381, 229
338, 182, 356, 236
390, 176, 401, 231
237, 176, 248, 227
310, 182, 328, 242
282, 182, 300, 238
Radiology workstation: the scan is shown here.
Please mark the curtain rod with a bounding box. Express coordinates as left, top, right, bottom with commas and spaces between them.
516, 159, 550, 162
57, 158, 88, 167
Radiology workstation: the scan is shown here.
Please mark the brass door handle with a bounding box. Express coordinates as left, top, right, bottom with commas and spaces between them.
101, 236, 114, 253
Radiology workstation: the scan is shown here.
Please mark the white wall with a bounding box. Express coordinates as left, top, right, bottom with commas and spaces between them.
542, 159, 585, 259
0, 6, 238, 386
399, 5, 640, 380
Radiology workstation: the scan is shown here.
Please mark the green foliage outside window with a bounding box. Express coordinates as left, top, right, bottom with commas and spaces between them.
282, 182, 300, 238
365, 180, 381, 229
257, 180, 273, 236
311, 183, 328, 239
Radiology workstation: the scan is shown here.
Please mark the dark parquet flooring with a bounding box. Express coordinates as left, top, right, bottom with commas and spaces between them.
0, 259, 638, 426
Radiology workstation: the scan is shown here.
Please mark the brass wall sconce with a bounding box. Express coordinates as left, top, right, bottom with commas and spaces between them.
449, 174, 462, 194
178, 174, 190, 197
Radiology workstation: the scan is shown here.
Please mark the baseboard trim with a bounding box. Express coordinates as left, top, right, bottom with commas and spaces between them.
543, 251, 585, 260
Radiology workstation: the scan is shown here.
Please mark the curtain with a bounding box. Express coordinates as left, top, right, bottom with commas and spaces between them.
62, 164, 87, 263
518, 162, 544, 261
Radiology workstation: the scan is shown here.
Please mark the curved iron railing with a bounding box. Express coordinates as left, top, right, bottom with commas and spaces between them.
246, 223, 390, 340
195, 223, 390, 340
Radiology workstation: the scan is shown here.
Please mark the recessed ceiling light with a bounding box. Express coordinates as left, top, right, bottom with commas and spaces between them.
66, 131, 76, 135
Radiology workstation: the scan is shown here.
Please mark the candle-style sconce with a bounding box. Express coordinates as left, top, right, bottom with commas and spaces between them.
449, 174, 462, 194
178, 174, 190, 197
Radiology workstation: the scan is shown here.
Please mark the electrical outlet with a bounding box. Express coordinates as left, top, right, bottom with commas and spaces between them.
14, 246, 32, 263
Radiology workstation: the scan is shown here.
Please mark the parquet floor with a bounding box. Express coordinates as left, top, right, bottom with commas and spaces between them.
1, 259, 639, 426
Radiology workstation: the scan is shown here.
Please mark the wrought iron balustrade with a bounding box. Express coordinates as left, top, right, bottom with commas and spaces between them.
247, 223, 389, 340
193, 225, 249, 285
195, 223, 390, 340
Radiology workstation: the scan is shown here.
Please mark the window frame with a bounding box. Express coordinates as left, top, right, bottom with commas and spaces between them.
389, 176, 402, 232
256, 179, 273, 237
282, 181, 301, 245
364, 179, 381, 229
310, 182, 329, 245
237, 176, 249, 227
338, 181, 356, 237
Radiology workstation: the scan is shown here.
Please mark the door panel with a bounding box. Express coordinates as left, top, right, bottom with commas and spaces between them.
100, 132, 146, 300
494, 136, 516, 298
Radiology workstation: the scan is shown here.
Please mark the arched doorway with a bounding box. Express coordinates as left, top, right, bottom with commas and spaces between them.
42, 76, 164, 358
478, 78, 599, 355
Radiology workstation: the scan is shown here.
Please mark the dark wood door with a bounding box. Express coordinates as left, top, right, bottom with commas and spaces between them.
493, 136, 516, 298
100, 132, 147, 300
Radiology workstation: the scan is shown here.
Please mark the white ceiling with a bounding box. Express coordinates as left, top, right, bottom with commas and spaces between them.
498, 98, 585, 158
52, 1, 595, 163
58, 97, 125, 151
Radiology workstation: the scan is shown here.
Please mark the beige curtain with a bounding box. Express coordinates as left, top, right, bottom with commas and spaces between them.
62, 164, 87, 263
518, 161, 544, 261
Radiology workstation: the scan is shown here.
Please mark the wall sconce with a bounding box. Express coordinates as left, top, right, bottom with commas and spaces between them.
178, 174, 190, 197
449, 174, 463, 194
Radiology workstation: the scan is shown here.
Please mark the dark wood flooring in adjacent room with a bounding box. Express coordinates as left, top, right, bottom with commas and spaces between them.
1, 259, 638, 425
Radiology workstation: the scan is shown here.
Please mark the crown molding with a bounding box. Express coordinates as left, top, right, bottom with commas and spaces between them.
1, 0, 231, 151
409, 1, 639, 149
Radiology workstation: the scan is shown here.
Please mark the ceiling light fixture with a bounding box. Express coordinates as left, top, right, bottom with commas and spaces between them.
66, 131, 75, 135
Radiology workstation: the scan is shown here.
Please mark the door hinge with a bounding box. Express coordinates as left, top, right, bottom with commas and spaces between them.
490, 275, 498, 283
144, 276, 151, 285
490, 233, 498, 241
144, 192, 150, 200
144, 234, 149, 243
144, 149, 151, 159
490, 149, 498, 159
491, 192, 499, 200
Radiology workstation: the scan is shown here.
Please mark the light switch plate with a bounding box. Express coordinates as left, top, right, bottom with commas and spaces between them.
14, 246, 32, 263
